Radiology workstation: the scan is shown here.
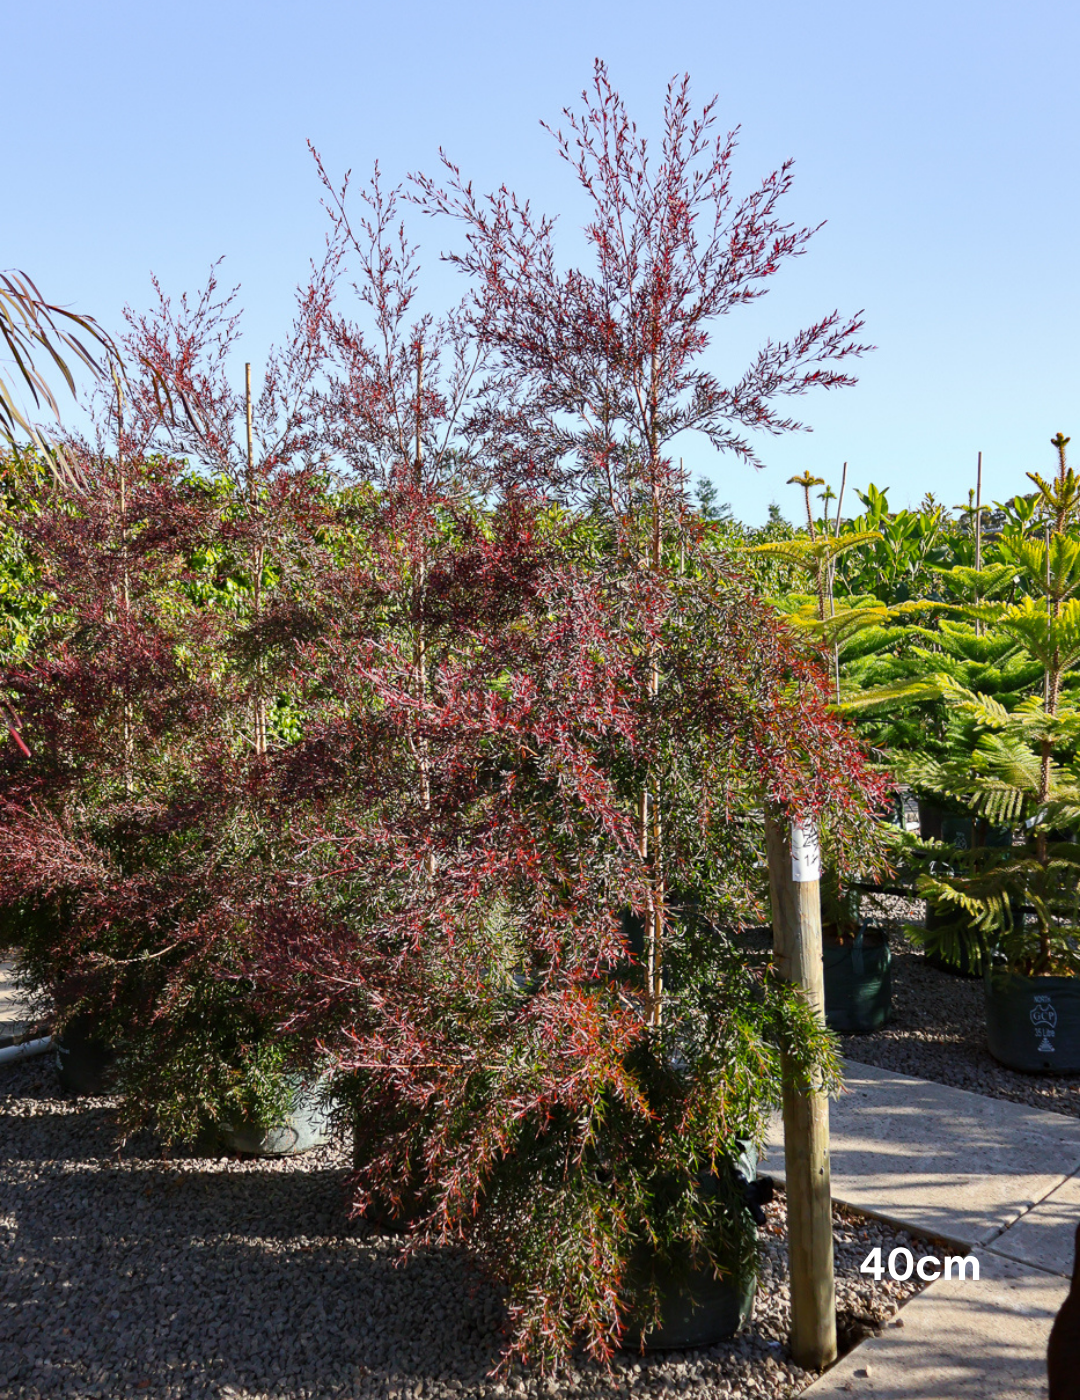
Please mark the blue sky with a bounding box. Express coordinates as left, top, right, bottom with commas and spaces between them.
5, 0, 1078, 523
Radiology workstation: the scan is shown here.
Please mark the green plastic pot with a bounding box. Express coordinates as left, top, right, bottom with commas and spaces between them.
985, 972, 1080, 1073
623, 1247, 756, 1350
215, 1079, 334, 1156
621, 1142, 764, 1351
822, 926, 892, 1033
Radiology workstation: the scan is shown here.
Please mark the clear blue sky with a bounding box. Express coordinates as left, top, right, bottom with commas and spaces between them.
6, 0, 1077, 524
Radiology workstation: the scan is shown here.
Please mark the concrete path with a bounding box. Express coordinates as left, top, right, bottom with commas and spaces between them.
801, 1253, 1067, 1399
0, 957, 34, 1041
763, 1061, 1077, 1399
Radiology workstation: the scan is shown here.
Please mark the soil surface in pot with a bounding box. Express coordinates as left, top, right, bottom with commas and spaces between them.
2, 1052, 926, 1400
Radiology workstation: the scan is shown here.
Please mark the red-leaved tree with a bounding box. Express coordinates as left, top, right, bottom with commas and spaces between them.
0, 66, 886, 1371
241, 69, 885, 1367
415, 59, 875, 1022
0, 261, 346, 1141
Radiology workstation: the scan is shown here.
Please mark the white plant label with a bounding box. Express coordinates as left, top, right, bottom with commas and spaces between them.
1031, 995, 1057, 1055
790, 820, 822, 883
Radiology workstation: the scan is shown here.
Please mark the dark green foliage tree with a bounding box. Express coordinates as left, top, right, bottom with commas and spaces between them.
849, 437, 1080, 974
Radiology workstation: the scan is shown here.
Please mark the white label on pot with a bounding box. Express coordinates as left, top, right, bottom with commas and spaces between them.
1031, 995, 1056, 1053
791, 821, 822, 883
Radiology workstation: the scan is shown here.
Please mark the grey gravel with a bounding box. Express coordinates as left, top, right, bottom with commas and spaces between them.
1, 1054, 926, 1400
838, 892, 1080, 1118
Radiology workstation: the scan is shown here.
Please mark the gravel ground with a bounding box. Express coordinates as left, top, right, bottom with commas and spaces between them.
837, 892, 1080, 1118
1, 1054, 925, 1400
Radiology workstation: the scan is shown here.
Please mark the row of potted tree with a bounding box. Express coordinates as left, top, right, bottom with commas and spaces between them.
0, 66, 883, 1367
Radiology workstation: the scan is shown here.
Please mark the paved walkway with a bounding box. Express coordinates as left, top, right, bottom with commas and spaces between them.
0, 957, 33, 1042
762, 1061, 1077, 1398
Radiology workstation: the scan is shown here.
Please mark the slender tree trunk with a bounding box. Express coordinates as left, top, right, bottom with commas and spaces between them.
1034, 437, 1071, 969
114, 370, 134, 796
412, 345, 436, 880
642, 346, 665, 1028
246, 363, 268, 758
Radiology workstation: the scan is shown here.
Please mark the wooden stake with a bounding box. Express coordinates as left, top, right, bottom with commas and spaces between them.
832, 463, 847, 542
113, 367, 133, 796
765, 812, 837, 1371
830, 462, 847, 705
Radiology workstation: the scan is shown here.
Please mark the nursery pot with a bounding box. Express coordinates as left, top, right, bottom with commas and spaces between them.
622, 1244, 756, 1350
215, 1078, 333, 1156
822, 926, 892, 1034
55, 1016, 116, 1096
919, 800, 1012, 855
351, 1104, 431, 1232
620, 1143, 765, 1351
985, 972, 1080, 1074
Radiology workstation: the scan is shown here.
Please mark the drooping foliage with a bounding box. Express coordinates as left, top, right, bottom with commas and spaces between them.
0, 64, 888, 1371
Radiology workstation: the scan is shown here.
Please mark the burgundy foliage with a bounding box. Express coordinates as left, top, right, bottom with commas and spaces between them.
0, 64, 886, 1370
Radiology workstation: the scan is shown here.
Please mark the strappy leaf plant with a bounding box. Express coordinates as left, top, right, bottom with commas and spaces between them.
0, 270, 120, 461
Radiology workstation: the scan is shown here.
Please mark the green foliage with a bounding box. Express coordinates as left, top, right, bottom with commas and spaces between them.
832, 438, 1080, 974
831, 485, 953, 603
0, 447, 53, 664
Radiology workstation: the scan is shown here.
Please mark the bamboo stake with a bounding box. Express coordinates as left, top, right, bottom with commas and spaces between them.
975, 451, 983, 572
975, 452, 983, 638
830, 463, 847, 705
832, 463, 847, 543
113, 367, 133, 795
245, 363, 267, 757
678, 457, 685, 575
765, 812, 836, 1371
245, 362, 254, 491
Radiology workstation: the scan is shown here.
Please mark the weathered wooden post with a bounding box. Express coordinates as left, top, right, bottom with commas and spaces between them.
765, 811, 837, 1371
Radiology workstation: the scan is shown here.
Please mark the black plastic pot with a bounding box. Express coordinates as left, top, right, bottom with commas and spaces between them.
985, 972, 1080, 1073
822, 926, 892, 1033
918, 799, 1012, 853
55, 1017, 116, 1096
621, 1143, 767, 1351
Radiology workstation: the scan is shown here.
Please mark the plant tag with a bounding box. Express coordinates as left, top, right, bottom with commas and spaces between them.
790, 821, 821, 883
